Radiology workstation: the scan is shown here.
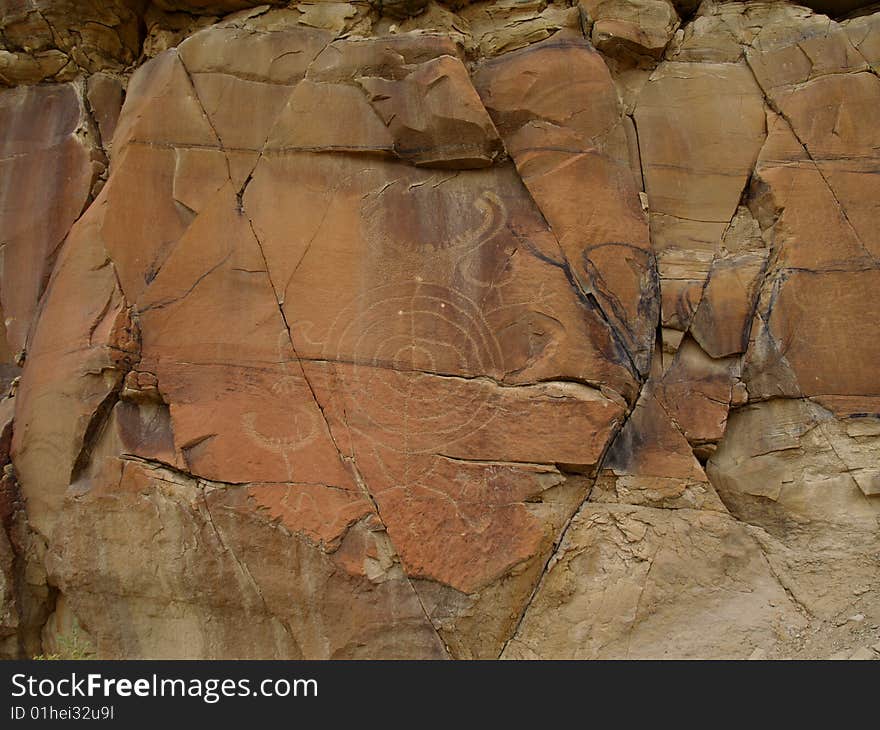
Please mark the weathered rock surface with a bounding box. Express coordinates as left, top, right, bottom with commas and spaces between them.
509, 1, 880, 660
474, 31, 658, 378
708, 400, 880, 634
1, 0, 878, 660
503, 504, 807, 659
0, 1, 142, 85
581, 0, 679, 59
0, 82, 101, 358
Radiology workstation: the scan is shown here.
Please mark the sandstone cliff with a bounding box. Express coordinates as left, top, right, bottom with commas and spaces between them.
1, 0, 878, 659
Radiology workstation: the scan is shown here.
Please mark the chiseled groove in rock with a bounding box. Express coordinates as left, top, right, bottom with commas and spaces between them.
242, 206, 452, 657
436, 454, 564, 471
774, 264, 880, 274
742, 58, 879, 267
266, 144, 396, 155
123, 134, 482, 169
125, 140, 255, 152
177, 73, 306, 88
124, 140, 494, 171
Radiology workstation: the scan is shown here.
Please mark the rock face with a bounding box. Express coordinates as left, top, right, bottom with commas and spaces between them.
0, 0, 878, 660
0, 1, 142, 85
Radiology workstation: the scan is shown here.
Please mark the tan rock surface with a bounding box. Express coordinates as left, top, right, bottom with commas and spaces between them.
503, 504, 807, 659
0, 0, 878, 660
708, 400, 880, 629
461, 1, 581, 56
0, 518, 16, 658
709, 400, 880, 529
581, 0, 679, 58
636, 61, 765, 253
0, 1, 142, 85
47, 459, 447, 658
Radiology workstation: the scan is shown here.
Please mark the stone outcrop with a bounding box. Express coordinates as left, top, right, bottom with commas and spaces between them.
0, 0, 878, 660
0, 1, 143, 85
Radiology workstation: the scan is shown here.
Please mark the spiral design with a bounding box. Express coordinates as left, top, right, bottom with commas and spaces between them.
324, 281, 504, 454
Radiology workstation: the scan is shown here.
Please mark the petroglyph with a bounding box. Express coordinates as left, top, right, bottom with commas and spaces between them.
241, 331, 322, 480
323, 281, 505, 455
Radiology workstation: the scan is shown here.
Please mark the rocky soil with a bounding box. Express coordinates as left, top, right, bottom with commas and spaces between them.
1, 0, 879, 659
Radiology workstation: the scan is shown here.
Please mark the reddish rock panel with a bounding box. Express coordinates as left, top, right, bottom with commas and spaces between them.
474, 32, 658, 378
4, 0, 880, 662
10, 23, 638, 659
0, 83, 98, 356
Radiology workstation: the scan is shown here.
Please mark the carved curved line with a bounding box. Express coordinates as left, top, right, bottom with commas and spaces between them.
446, 191, 508, 252
242, 411, 319, 452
